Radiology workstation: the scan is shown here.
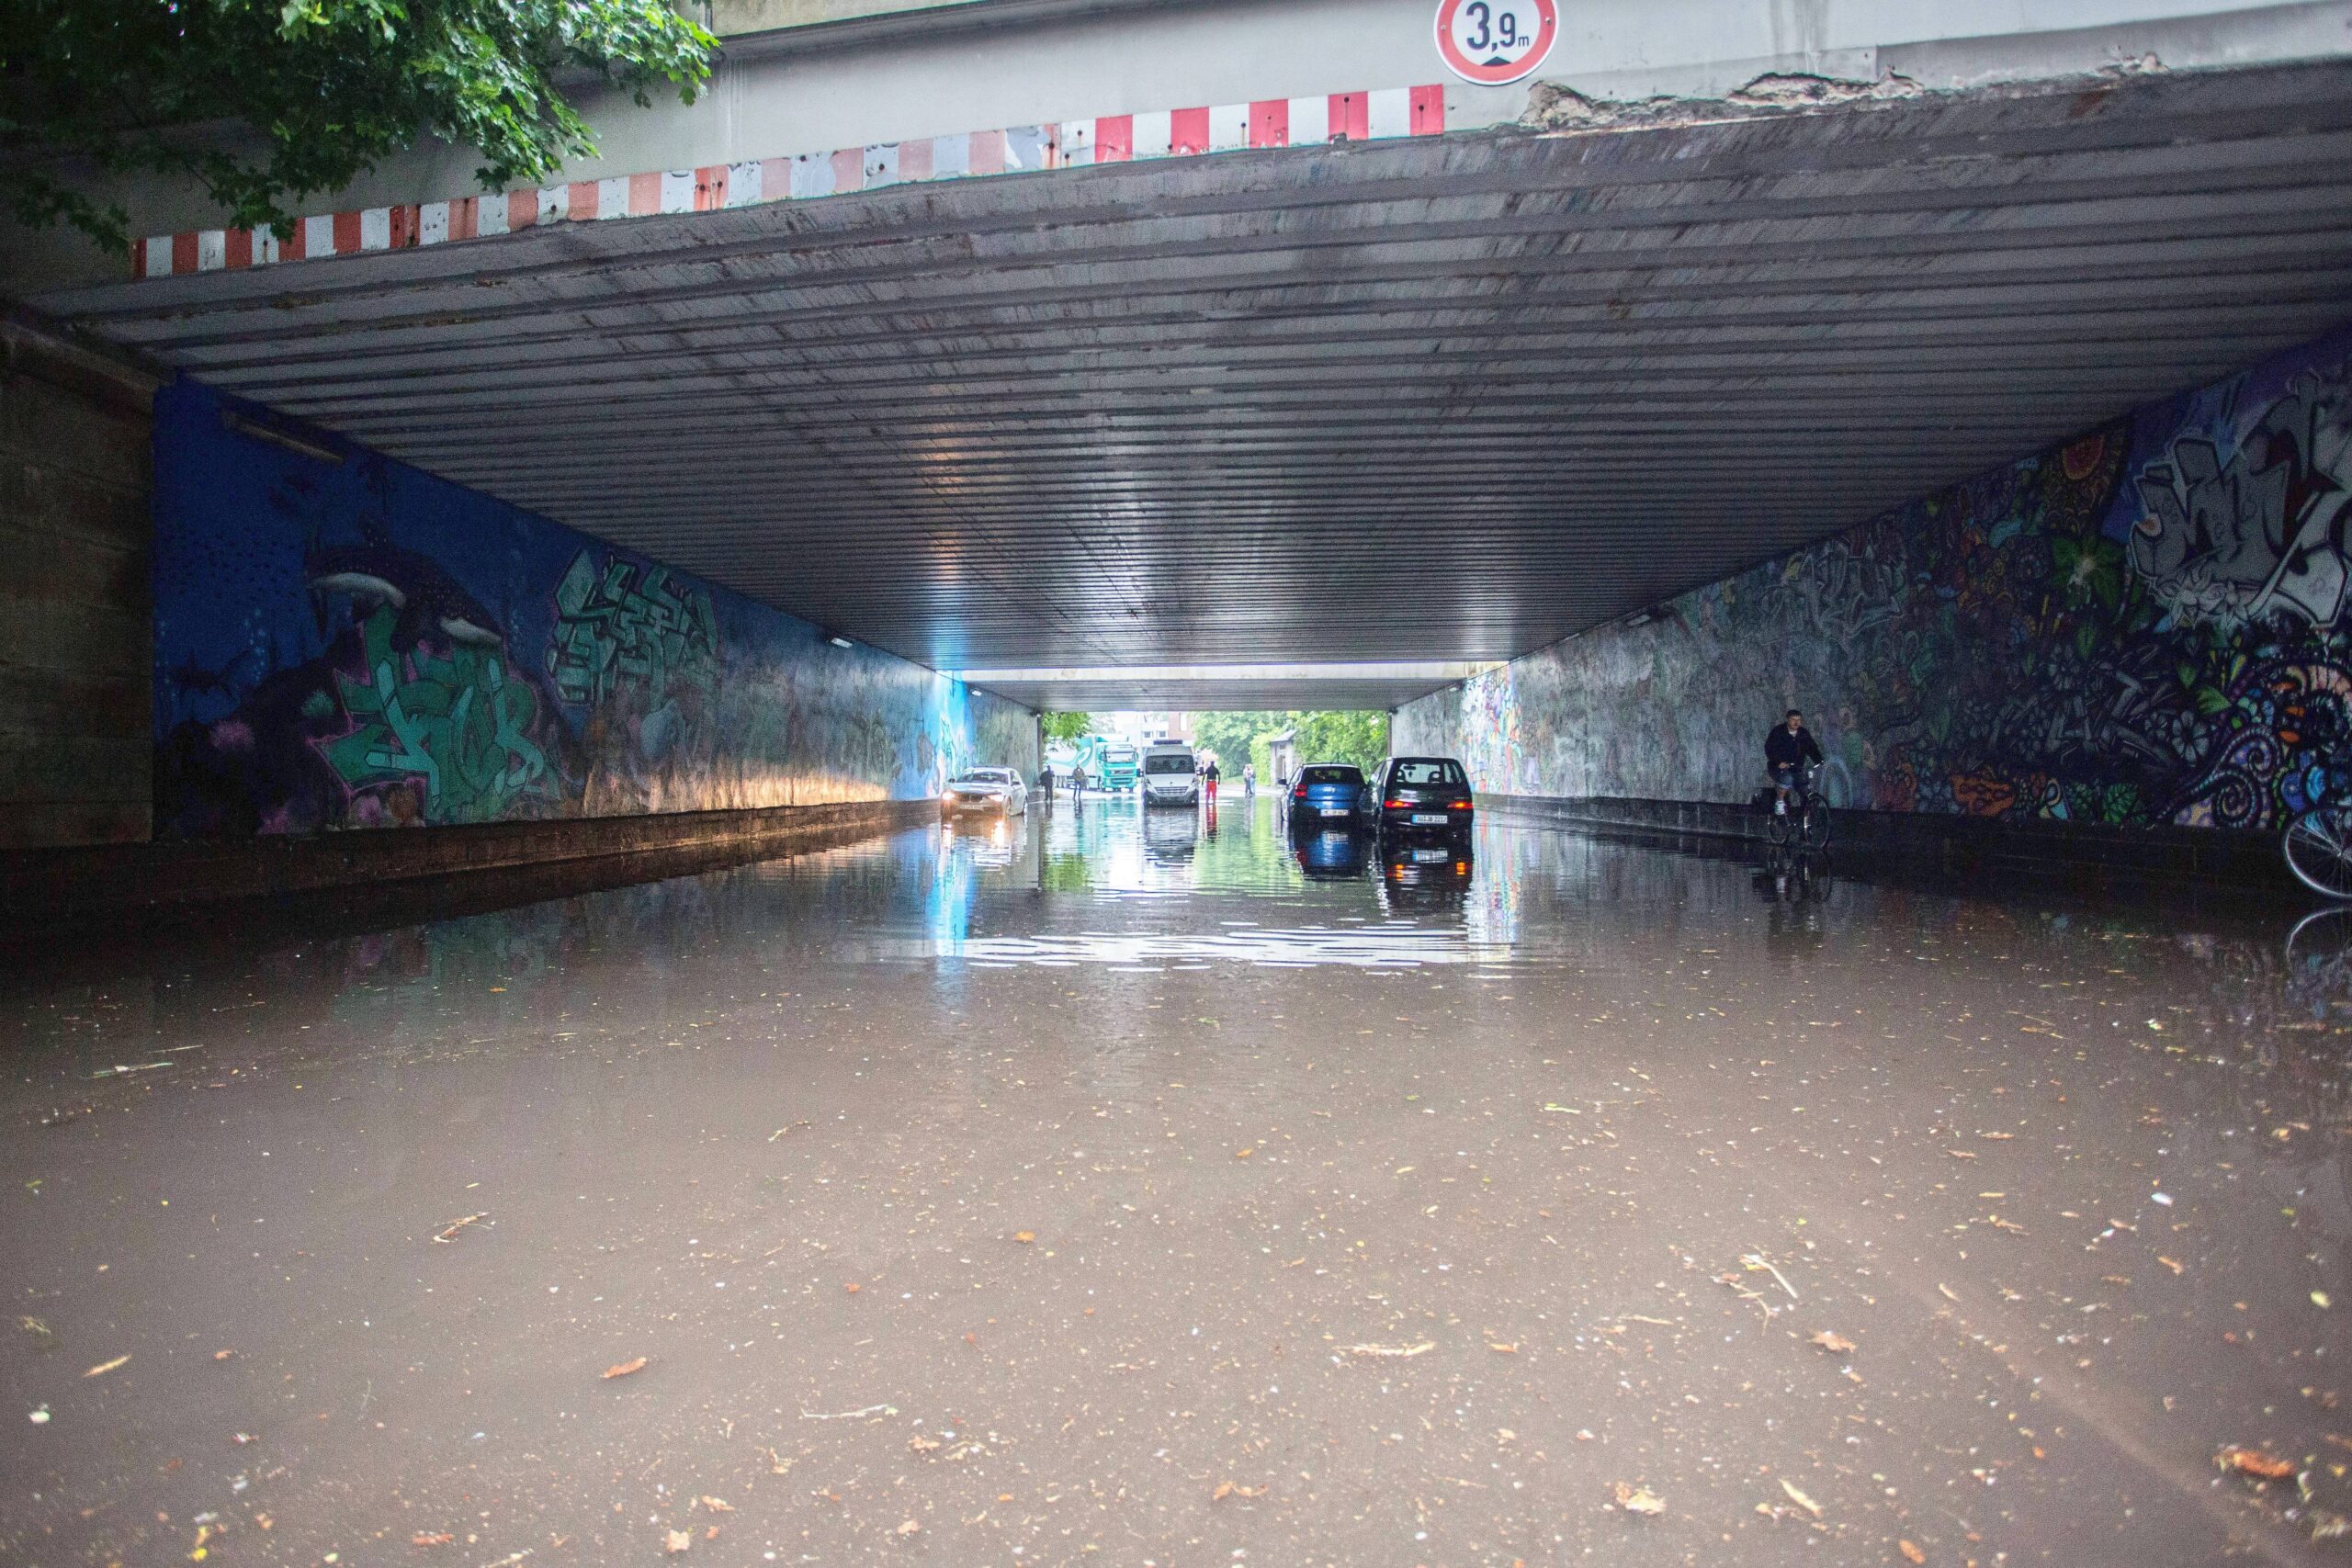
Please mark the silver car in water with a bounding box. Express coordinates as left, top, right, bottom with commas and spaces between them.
942, 767, 1028, 818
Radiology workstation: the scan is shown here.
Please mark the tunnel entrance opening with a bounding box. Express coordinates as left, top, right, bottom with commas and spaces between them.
33, 62, 2352, 707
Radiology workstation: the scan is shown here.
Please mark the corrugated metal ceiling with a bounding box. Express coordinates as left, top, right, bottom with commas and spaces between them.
36, 60, 2352, 712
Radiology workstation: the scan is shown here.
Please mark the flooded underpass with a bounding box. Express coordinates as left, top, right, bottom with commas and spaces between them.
6, 797, 2352, 1566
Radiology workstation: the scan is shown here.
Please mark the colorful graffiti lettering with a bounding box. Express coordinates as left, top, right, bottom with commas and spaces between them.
548, 550, 720, 707
1397, 331, 2352, 836
2129, 368, 2352, 630
544, 549, 727, 816
314, 603, 560, 824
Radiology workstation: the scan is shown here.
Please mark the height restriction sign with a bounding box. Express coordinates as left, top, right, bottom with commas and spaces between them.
1432, 0, 1557, 86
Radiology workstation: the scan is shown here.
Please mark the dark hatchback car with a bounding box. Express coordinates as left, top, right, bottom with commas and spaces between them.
1285, 763, 1366, 832
1360, 756, 1476, 840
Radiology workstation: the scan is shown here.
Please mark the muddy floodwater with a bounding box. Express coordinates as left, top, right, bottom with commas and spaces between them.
5, 796, 2352, 1565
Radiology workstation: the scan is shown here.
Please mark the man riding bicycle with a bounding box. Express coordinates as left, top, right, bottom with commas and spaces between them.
1766, 708, 1824, 817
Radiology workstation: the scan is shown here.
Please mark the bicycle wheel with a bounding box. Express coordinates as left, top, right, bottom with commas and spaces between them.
1803, 801, 1832, 850
2286, 805, 2352, 899
1764, 803, 1792, 847
2287, 907, 2352, 971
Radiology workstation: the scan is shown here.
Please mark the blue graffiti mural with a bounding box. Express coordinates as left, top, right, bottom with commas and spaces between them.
151, 380, 1035, 839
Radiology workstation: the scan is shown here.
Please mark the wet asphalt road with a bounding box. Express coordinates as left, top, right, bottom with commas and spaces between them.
6, 796, 2352, 1567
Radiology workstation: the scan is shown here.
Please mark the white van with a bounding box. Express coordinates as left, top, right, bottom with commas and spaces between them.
1141, 739, 1199, 808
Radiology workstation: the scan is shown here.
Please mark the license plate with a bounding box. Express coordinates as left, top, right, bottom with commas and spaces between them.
1412, 848, 1449, 863
1321, 807, 1349, 817
1411, 813, 1448, 825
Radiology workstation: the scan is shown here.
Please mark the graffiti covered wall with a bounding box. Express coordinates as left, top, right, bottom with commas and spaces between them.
1396, 329, 2352, 832
152, 380, 1035, 838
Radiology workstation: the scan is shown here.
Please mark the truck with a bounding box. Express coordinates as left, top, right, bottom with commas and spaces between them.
1097, 742, 1140, 791
1066, 734, 1141, 791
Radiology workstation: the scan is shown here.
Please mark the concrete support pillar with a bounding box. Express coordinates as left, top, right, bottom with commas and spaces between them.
0, 317, 159, 848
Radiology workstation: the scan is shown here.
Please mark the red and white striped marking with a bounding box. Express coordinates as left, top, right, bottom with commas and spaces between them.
130, 86, 1448, 279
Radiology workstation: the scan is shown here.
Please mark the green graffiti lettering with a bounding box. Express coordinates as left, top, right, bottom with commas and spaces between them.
318, 606, 562, 824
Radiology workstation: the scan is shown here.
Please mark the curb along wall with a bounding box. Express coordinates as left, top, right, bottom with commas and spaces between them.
152, 379, 1034, 839
1396, 329, 2352, 834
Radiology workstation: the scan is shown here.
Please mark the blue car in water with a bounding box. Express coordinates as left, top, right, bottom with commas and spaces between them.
1285, 762, 1366, 834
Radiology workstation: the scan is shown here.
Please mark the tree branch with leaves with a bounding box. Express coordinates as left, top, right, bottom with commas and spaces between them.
1042, 712, 1094, 746
1, 0, 715, 253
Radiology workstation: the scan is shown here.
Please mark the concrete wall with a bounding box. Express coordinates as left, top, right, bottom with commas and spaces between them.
11, 0, 2352, 293
0, 321, 158, 848
0, 797, 941, 934
152, 379, 1035, 840
710, 0, 1004, 33
1396, 327, 2352, 835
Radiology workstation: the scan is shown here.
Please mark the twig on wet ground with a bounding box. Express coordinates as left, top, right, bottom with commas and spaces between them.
800, 1402, 898, 1420
1741, 1251, 1800, 1300
1717, 1271, 1776, 1321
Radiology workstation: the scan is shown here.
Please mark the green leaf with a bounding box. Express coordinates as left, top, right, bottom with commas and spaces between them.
0, 0, 716, 249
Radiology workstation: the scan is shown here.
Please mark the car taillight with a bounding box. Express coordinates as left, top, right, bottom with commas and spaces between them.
1292, 784, 1306, 799
1384, 798, 1408, 809
1449, 799, 1473, 810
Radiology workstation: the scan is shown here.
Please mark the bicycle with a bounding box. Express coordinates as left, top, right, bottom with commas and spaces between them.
2284, 799, 2352, 899
1763, 762, 1831, 852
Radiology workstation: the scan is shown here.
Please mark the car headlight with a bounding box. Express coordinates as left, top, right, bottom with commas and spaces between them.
942, 789, 957, 802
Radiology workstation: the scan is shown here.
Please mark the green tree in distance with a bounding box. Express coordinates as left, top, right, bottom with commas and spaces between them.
1041, 712, 1094, 746
2, 0, 716, 251
1289, 710, 1389, 774
1188, 710, 1271, 773
1191, 710, 1388, 776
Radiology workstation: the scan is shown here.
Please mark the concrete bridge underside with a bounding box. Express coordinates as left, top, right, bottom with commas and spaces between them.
32, 58, 2352, 713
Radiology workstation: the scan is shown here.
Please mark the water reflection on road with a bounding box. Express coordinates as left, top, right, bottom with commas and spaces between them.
4, 794, 2351, 1565
921, 795, 1499, 967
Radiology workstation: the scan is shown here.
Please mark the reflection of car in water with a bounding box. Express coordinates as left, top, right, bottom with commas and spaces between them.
942, 767, 1028, 818
1144, 805, 1200, 863
1374, 840, 1473, 912
941, 810, 1024, 866
1143, 740, 1200, 808
1293, 828, 1369, 879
